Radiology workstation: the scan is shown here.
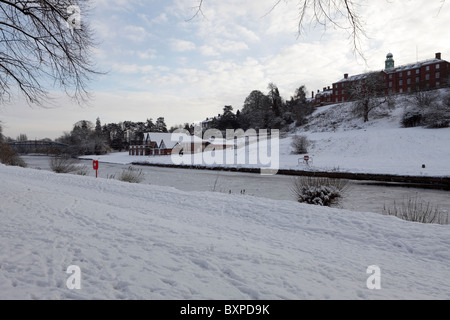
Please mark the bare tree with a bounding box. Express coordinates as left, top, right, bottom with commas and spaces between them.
0, 0, 99, 106
347, 72, 390, 122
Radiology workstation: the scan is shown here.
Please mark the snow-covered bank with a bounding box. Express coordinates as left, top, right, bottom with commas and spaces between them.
83, 125, 450, 178
83, 92, 450, 178
1, 164, 449, 299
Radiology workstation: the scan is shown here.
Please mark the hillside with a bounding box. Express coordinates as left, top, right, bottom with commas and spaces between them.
283, 88, 450, 177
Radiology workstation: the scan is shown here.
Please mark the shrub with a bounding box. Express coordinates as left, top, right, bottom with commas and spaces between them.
292, 176, 348, 207
117, 166, 144, 183
0, 142, 27, 167
383, 196, 449, 225
75, 165, 89, 176
401, 111, 423, 128
49, 156, 80, 173
423, 102, 450, 128
291, 135, 310, 154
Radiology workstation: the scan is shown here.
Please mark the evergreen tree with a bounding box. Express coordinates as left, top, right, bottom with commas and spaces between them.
268, 83, 284, 117
216, 105, 239, 130
155, 117, 168, 133
95, 117, 102, 135
241, 90, 271, 129
289, 85, 315, 126
145, 118, 155, 132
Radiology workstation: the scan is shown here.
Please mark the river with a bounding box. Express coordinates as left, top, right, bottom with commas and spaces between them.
22, 155, 450, 221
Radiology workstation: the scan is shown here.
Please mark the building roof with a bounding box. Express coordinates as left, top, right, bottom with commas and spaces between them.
335, 72, 372, 84
384, 58, 442, 74
144, 132, 182, 149
334, 55, 447, 84
315, 89, 333, 97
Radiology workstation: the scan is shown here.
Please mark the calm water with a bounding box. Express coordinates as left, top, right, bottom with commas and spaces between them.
22, 155, 450, 218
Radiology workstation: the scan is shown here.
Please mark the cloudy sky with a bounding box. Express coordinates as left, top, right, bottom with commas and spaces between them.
1, 0, 449, 139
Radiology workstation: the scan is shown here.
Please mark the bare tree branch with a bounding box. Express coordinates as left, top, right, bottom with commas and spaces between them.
0, 0, 101, 106
186, 0, 207, 22
191, 0, 367, 58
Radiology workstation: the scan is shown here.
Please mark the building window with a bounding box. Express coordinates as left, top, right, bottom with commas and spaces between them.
407, 79, 411, 85
436, 64, 440, 69
416, 77, 420, 83
407, 71, 411, 76
399, 80, 403, 86
416, 69, 420, 74
436, 72, 440, 79
426, 74, 430, 81
389, 81, 393, 88
437, 81, 440, 87
399, 88, 403, 93
426, 66, 430, 71
399, 72, 403, 77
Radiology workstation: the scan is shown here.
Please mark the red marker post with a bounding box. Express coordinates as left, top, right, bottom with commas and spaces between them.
93, 160, 99, 178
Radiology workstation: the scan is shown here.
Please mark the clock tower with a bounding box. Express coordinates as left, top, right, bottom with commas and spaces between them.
385, 53, 395, 70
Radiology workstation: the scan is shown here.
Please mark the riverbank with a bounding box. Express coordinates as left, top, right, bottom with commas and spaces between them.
130, 161, 450, 190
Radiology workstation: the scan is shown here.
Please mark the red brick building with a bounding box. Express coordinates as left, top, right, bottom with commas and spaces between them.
315, 52, 449, 105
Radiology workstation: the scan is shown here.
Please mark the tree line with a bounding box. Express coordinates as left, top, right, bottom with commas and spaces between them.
200, 83, 316, 132
56, 117, 168, 156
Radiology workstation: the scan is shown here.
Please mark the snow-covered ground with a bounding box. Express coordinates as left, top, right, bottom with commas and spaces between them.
1, 163, 450, 300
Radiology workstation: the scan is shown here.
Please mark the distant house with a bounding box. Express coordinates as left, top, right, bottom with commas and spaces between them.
129, 133, 179, 156
129, 132, 234, 156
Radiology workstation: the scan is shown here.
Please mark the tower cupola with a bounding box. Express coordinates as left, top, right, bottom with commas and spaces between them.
385, 53, 395, 69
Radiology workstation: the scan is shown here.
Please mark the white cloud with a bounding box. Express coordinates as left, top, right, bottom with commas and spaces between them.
169, 39, 197, 52
199, 45, 220, 57
123, 25, 150, 43
112, 64, 153, 74
136, 49, 158, 60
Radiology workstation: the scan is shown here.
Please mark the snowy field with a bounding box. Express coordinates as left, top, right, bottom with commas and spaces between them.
1, 163, 450, 300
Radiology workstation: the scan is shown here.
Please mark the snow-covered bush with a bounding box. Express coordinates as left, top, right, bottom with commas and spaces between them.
0, 143, 27, 167
291, 135, 310, 154
49, 156, 79, 173
401, 110, 423, 128
292, 177, 348, 207
402, 90, 450, 129
383, 196, 449, 225
423, 101, 450, 128
117, 166, 144, 183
